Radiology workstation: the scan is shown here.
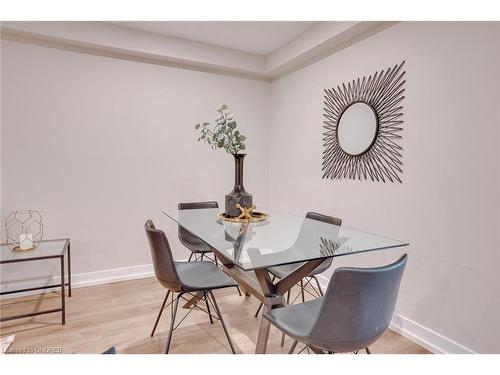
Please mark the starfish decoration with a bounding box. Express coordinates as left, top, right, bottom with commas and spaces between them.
236, 204, 256, 219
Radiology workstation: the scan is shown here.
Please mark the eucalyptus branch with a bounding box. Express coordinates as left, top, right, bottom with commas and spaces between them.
195, 105, 246, 154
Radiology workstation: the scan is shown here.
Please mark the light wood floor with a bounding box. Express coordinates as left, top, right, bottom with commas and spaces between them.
1, 277, 429, 354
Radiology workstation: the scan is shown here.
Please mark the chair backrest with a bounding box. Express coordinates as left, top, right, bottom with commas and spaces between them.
144, 220, 182, 291
305, 211, 342, 226
308, 254, 408, 352
301, 212, 342, 271
178, 201, 218, 251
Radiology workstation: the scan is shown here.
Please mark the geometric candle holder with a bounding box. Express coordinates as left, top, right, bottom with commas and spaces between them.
5, 210, 44, 251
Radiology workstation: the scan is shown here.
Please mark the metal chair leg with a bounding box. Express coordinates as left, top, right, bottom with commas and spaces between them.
200, 253, 204, 261
280, 290, 291, 347
289, 340, 298, 354
254, 302, 263, 317
165, 293, 182, 354
204, 292, 214, 324
151, 290, 170, 337
312, 276, 323, 296
208, 290, 236, 354
188, 253, 194, 262
300, 279, 305, 302
236, 286, 242, 296
365, 347, 371, 354
280, 333, 286, 347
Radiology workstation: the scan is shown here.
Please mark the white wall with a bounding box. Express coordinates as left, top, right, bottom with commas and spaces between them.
268, 22, 500, 353
1, 22, 499, 354
1, 40, 270, 287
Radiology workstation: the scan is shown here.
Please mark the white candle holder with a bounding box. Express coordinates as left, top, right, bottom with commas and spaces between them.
5, 210, 44, 251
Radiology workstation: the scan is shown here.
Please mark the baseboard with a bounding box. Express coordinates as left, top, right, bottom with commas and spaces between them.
71, 263, 155, 288
389, 313, 475, 354
316, 274, 475, 354
0, 263, 155, 300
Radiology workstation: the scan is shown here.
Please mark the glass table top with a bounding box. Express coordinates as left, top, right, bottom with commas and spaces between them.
1, 239, 69, 262
162, 208, 408, 271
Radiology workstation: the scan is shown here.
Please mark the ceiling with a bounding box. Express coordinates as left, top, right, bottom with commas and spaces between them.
111, 21, 315, 55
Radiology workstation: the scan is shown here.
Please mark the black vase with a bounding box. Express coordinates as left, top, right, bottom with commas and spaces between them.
225, 153, 253, 217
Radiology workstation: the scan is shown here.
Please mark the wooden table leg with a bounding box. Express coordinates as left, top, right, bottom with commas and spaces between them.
212, 251, 252, 298
240, 286, 251, 297
253, 259, 325, 354
206, 250, 327, 354
255, 305, 272, 354
181, 291, 203, 309
253, 269, 278, 354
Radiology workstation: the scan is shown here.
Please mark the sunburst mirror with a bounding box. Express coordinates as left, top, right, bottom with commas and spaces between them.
322, 61, 406, 183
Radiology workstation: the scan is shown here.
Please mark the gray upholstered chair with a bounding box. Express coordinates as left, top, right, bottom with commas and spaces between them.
178, 201, 219, 263
263, 254, 408, 354
254, 212, 342, 318
178, 201, 242, 296
145, 219, 237, 354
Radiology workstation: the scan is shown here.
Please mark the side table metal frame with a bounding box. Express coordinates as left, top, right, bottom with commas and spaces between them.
0, 238, 71, 325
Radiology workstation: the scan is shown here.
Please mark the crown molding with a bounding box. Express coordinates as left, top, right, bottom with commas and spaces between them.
267, 21, 398, 79
1, 21, 398, 81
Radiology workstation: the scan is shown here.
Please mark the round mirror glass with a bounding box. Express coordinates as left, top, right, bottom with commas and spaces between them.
337, 102, 378, 155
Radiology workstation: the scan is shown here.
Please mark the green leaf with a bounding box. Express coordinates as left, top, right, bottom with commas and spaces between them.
239, 135, 246, 142
234, 130, 240, 136
195, 123, 200, 129
240, 144, 246, 150
221, 104, 228, 110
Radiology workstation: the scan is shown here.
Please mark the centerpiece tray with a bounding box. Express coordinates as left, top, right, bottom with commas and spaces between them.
218, 212, 268, 223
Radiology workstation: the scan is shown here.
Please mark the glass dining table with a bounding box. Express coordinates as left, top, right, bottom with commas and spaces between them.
162, 208, 408, 353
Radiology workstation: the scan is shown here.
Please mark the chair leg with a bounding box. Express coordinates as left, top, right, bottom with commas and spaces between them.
280, 290, 291, 347
289, 340, 298, 354
188, 253, 194, 262
254, 302, 263, 317
200, 253, 204, 261
208, 290, 236, 354
204, 292, 214, 324
310, 346, 326, 354
365, 347, 371, 354
236, 286, 242, 296
165, 293, 182, 354
300, 280, 305, 302
312, 276, 323, 296
151, 290, 170, 337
